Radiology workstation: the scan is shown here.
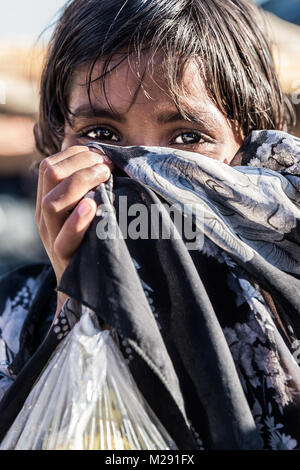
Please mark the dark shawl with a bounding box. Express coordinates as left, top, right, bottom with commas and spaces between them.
0, 130, 300, 450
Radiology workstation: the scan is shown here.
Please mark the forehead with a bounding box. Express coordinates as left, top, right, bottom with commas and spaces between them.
68, 53, 212, 115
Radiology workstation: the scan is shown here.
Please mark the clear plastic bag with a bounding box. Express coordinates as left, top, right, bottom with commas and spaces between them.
0, 307, 177, 450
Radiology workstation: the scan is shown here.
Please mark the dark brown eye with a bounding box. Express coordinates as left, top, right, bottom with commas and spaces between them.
172, 131, 204, 145
82, 127, 119, 142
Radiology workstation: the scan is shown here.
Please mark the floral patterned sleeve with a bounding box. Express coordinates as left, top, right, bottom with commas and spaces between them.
0, 263, 56, 401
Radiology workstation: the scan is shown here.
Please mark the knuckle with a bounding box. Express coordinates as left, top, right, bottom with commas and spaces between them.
44, 165, 61, 184
39, 157, 51, 173
68, 145, 86, 153
64, 163, 111, 193
41, 194, 58, 214
53, 237, 63, 256
71, 171, 88, 187
73, 149, 104, 165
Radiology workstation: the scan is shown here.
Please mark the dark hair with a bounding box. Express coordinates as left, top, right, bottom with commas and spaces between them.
35, 0, 296, 157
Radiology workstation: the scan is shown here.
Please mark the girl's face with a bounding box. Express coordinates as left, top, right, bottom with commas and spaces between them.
62, 54, 243, 164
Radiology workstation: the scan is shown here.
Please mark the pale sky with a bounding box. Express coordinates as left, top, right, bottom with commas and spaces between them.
0, 0, 267, 46
0, 0, 298, 46
0, 0, 68, 45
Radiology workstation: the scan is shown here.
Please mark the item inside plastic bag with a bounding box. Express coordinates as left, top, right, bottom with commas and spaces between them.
0, 305, 177, 450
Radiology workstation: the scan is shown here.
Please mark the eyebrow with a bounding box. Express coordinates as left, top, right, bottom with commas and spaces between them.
156, 110, 208, 125
69, 104, 212, 128
69, 105, 125, 126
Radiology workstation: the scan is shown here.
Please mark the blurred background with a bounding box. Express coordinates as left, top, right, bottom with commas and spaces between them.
0, 0, 68, 275
0, 0, 299, 275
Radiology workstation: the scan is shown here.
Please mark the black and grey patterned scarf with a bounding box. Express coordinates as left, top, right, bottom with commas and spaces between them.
0, 130, 300, 450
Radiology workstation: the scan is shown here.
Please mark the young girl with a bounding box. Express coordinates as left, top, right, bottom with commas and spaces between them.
0, 0, 299, 450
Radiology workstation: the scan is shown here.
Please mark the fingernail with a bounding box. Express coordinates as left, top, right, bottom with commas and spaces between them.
88, 145, 114, 168
94, 163, 111, 177
90, 150, 104, 164
88, 146, 104, 161
77, 200, 92, 217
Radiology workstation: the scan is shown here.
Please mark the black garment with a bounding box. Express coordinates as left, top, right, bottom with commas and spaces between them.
0, 130, 300, 450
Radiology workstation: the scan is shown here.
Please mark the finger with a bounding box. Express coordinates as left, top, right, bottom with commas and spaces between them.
36, 146, 113, 223
36, 146, 88, 223
42, 150, 106, 197
54, 197, 98, 261
88, 146, 114, 168
41, 163, 111, 240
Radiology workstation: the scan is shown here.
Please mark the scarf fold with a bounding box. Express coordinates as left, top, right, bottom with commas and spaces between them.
56, 130, 300, 450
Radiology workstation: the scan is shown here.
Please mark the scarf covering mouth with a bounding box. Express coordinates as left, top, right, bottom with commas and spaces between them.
1, 130, 300, 450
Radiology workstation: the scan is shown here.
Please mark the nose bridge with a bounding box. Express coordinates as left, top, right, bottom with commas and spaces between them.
129, 138, 159, 147
124, 93, 167, 147
126, 120, 161, 147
